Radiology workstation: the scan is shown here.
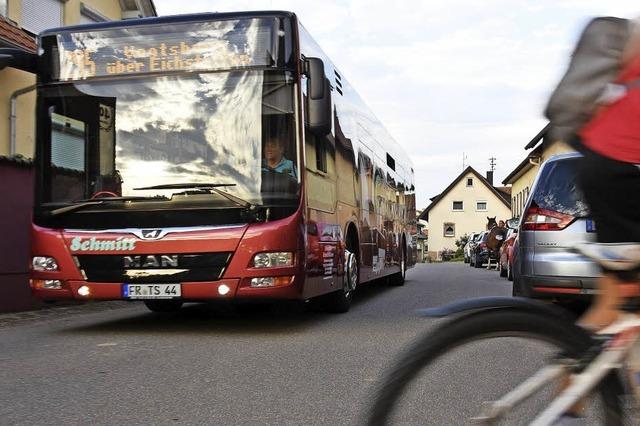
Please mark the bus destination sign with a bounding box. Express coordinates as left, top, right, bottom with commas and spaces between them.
56, 18, 274, 81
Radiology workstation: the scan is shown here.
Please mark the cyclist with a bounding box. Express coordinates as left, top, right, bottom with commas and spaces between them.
574, 20, 640, 330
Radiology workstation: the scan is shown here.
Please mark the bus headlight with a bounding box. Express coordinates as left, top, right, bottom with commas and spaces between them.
252, 252, 294, 268
30, 279, 63, 290
32, 256, 59, 271
250, 276, 293, 288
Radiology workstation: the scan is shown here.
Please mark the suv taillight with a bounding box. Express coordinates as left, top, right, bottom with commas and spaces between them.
522, 207, 576, 231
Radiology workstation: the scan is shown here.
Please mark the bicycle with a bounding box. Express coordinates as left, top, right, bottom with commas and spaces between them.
367, 243, 640, 425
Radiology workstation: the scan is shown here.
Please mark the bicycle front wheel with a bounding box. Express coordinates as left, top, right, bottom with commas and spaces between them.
367, 308, 624, 425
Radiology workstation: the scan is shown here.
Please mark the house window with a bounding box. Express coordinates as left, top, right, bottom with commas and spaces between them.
466, 178, 473, 187
443, 223, 455, 237
476, 201, 487, 211
452, 201, 463, 211
22, 0, 63, 34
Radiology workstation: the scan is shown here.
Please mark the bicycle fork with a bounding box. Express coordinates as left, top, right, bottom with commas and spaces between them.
473, 316, 640, 425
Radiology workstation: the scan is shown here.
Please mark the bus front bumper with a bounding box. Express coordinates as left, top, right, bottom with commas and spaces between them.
30, 277, 302, 301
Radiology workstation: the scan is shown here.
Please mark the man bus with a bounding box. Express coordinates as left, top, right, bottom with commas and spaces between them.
0, 11, 416, 313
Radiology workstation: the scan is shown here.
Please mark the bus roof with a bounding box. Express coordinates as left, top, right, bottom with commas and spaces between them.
39, 10, 297, 37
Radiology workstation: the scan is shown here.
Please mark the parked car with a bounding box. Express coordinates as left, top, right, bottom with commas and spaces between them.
468, 232, 485, 267
470, 231, 500, 268
464, 232, 480, 263
498, 227, 518, 279
512, 153, 599, 301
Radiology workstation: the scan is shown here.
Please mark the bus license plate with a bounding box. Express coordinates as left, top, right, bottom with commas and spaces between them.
123, 284, 181, 299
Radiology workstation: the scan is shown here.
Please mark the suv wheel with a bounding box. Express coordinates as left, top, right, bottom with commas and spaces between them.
512, 274, 531, 298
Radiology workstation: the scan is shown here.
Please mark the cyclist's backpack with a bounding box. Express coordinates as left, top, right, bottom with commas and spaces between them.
545, 17, 635, 143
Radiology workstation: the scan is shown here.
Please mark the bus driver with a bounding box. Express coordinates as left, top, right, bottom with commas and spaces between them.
262, 137, 297, 179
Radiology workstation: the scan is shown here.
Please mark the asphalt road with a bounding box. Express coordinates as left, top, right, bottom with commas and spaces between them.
0, 263, 517, 425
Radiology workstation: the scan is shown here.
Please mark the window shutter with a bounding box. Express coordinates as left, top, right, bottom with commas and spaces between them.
22, 0, 63, 34
51, 114, 86, 172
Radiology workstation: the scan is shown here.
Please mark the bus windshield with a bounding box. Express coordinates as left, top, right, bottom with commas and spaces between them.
35, 69, 299, 228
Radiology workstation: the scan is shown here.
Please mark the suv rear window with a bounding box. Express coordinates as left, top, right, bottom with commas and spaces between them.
530, 158, 589, 217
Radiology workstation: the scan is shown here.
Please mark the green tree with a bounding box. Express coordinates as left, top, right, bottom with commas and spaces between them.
455, 234, 469, 250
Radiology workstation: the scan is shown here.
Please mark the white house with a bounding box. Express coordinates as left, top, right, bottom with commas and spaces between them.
418, 166, 511, 260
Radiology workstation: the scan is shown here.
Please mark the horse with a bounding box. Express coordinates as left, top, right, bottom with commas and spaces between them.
485, 216, 506, 270
486, 216, 497, 230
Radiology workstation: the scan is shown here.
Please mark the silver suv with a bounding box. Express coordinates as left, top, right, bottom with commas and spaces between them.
512, 153, 599, 300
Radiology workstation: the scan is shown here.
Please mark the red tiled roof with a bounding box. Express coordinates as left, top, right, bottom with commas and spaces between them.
0, 16, 36, 52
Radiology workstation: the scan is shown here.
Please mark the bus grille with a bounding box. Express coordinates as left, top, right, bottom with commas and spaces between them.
75, 253, 233, 283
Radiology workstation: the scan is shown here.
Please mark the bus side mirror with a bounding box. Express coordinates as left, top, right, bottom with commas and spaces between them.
0, 48, 39, 74
305, 57, 332, 136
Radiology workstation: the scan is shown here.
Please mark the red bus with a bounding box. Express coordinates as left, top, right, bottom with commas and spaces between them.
1, 11, 416, 313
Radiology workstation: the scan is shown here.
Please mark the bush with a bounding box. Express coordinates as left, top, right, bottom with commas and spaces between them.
441, 248, 456, 261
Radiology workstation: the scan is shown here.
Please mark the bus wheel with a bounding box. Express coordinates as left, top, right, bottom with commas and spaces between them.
325, 249, 358, 313
390, 247, 406, 286
144, 300, 183, 313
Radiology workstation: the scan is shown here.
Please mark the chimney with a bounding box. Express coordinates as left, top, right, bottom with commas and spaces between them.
486, 171, 494, 186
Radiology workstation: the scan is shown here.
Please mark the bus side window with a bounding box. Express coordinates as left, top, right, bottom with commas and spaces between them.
315, 138, 327, 173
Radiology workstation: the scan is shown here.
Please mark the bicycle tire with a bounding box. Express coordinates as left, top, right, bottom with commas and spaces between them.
366, 309, 624, 425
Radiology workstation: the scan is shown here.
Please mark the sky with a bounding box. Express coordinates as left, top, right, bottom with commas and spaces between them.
154, 0, 639, 209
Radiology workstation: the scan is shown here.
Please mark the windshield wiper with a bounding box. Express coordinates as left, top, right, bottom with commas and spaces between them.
133, 183, 253, 209
134, 183, 236, 190
44, 196, 165, 217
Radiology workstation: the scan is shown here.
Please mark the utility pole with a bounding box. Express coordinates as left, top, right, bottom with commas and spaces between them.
462, 152, 468, 171
489, 156, 496, 172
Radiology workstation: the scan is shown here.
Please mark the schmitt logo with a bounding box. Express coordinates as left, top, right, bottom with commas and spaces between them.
69, 237, 136, 252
